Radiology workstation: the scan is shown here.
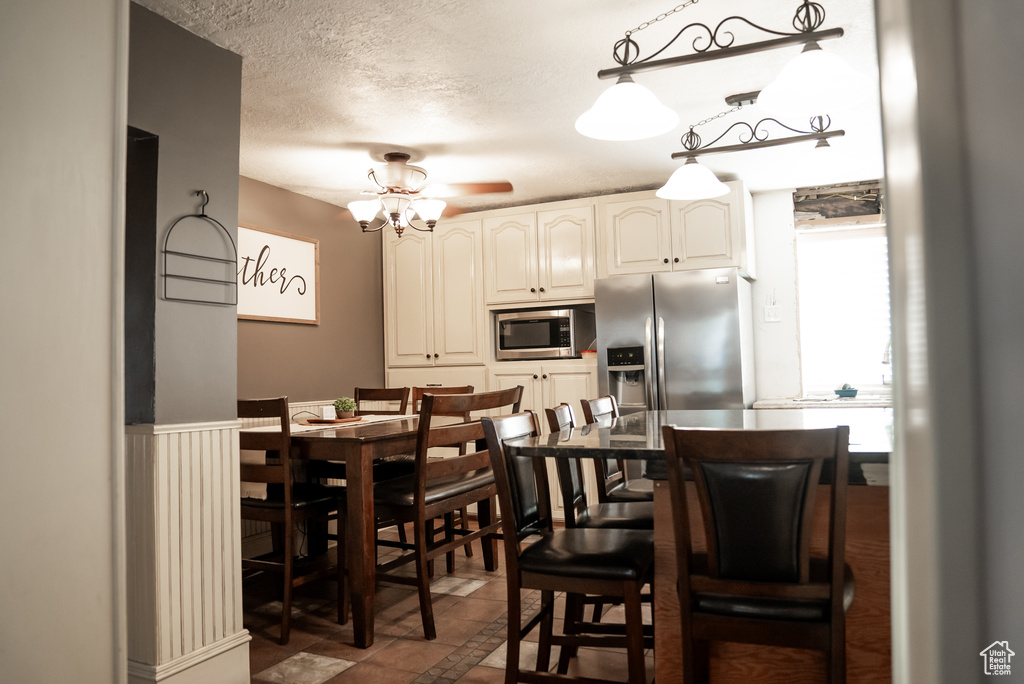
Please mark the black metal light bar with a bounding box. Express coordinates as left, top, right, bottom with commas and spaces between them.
671, 115, 845, 159
597, 28, 843, 80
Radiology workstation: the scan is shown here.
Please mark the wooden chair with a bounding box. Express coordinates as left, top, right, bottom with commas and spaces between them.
580, 395, 654, 503
661, 425, 854, 683
238, 397, 344, 644
482, 412, 654, 684
355, 386, 410, 415
546, 402, 654, 622
410, 385, 476, 571
373, 386, 523, 640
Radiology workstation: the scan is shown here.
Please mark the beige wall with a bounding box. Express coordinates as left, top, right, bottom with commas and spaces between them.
0, 0, 127, 681
237, 176, 385, 401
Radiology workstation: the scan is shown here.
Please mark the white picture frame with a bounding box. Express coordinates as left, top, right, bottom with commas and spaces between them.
236, 224, 320, 324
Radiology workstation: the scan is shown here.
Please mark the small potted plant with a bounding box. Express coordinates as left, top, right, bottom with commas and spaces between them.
333, 396, 357, 419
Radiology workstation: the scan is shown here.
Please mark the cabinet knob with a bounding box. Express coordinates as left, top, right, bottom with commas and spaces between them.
433, 353, 439, 358
533, 374, 539, 379
539, 287, 545, 292
426, 354, 431, 359
542, 374, 548, 379
674, 257, 680, 263
663, 258, 669, 264
530, 287, 536, 293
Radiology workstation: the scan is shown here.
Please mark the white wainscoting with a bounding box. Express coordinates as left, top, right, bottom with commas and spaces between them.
125, 419, 250, 684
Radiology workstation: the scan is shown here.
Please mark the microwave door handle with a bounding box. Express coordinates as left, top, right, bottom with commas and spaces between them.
644, 317, 656, 410
657, 316, 668, 409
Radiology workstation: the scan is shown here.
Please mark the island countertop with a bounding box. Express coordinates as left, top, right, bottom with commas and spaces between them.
504, 408, 893, 485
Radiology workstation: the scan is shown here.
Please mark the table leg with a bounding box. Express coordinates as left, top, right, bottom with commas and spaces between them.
347, 447, 375, 648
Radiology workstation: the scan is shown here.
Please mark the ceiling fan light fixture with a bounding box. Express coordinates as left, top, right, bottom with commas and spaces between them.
369, 158, 428, 191
575, 74, 680, 141
347, 199, 383, 225
379, 193, 413, 225
412, 198, 446, 228
757, 41, 867, 118
656, 156, 730, 200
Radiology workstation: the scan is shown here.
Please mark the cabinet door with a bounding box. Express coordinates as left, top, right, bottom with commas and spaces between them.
483, 213, 539, 304
537, 204, 595, 300
487, 364, 542, 416
540, 364, 595, 420
384, 230, 434, 367
599, 197, 672, 276
669, 180, 752, 272
432, 220, 487, 365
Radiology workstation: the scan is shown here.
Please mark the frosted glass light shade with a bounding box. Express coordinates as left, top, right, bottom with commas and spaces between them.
656, 157, 730, 200
575, 74, 680, 141
412, 198, 446, 223
757, 41, 869, 119
347, 199, 381, 222
369, 162, 428, 191
379, 193, 412, 219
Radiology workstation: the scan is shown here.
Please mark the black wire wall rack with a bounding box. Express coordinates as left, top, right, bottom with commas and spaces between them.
162, 190, 237, 306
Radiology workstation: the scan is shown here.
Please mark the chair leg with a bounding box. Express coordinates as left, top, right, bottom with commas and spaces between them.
829, 619, 847, 684
280, 522, 294, 645
414, 518, 437, 640
623, 583, 646, 684
590, 599, 605, 623
505, 581, 522, 684
444, 511, 456, 574
536, 590, 554, 673
557, 592, 584, 673
461, 507, 474, 557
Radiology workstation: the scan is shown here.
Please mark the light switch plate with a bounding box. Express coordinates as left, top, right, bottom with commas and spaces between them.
764, 305, 781, 323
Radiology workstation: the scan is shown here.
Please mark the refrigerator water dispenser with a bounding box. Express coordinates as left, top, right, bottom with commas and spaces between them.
607, 345, 647, 412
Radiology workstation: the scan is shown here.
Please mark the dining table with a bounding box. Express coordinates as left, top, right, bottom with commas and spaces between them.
503, 408, 894, 683
271, 415, 421, 649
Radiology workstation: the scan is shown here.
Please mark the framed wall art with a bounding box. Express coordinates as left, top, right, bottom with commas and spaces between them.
236, 223, 320, 324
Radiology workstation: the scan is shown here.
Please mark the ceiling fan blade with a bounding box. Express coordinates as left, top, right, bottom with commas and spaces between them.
441, 205, 468, 218
422, 181, 513, 198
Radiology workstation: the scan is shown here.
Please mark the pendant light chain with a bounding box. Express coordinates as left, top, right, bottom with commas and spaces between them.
682, 104, 742, 152
625, 0, 702, 36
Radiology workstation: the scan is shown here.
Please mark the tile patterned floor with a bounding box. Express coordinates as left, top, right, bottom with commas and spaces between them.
244, 526, 654, 684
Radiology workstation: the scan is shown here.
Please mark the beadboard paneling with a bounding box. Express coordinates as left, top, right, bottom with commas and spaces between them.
125, 420, 247, 670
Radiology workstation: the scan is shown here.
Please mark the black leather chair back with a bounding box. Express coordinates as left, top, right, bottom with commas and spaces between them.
482, 412, 548, 540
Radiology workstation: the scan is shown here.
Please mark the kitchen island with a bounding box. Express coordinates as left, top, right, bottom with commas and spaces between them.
505, 408, 892, 683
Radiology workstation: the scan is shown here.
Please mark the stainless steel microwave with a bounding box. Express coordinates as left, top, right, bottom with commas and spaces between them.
495, 307, 596, 361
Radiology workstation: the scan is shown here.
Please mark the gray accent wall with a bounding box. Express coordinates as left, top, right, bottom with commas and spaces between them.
237, 176, 385, 402
128, 3, 242, 424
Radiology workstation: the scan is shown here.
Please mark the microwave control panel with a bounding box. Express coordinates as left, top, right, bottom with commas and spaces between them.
559, 322, 572, 346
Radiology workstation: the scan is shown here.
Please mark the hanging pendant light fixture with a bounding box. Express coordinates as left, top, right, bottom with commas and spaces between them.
578, 1, 861, 141
576, 74, 680, 141
346, 153, 445, 237
658, 101, 845, 201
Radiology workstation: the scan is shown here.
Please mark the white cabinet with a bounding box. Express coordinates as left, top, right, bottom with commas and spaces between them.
385, 366, 489, 395
483, 202, 595, 305
383, 219, 488, 367
487, 359, 599, 521
597, 182, 755, 278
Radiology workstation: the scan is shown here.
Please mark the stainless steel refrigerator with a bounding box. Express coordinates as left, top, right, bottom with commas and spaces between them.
595, 268, 755, 411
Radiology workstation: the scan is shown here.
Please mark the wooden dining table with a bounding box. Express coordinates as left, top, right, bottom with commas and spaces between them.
286, 416, 420, 649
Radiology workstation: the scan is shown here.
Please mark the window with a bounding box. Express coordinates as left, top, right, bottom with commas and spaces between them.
796, 223, 891, 394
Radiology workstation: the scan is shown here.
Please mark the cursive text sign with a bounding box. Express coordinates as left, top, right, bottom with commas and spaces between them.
237, 224, 320, 324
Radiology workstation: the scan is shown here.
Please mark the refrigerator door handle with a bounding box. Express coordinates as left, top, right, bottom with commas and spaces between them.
657, 316, 668, 409
644, 316, 656, 410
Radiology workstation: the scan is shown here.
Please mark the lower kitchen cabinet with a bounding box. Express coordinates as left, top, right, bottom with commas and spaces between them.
385, 366, 489, 398
487, 359, 599, 520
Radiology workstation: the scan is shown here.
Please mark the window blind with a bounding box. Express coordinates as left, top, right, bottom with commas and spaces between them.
796, 224, 891, 393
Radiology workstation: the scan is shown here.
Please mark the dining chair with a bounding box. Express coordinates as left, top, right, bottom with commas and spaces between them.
546, 402, 654, 623
355, 386, 410, 416
482, 411, 654, 684
373, 386, 523, 640
661, 424, 854, 683
407, 385, 476, 572
238, 397, 344, 644
580, 395, 654, 504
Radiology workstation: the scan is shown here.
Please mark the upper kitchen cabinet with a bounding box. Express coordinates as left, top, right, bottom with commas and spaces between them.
383, 219, 488, 367
597, 182, 756, 278
483, 202, 596, 305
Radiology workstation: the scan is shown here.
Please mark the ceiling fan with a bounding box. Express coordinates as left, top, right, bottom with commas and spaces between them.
347, 152, 513, 237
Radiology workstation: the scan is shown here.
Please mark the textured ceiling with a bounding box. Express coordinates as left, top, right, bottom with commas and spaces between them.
136, 0, 884, 213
